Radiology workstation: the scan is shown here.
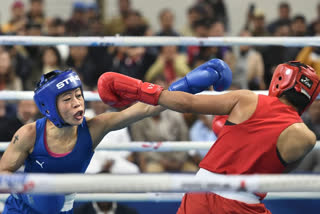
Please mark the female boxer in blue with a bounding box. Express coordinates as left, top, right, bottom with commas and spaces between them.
0, 58, 232, 214
0, 69, 166, 214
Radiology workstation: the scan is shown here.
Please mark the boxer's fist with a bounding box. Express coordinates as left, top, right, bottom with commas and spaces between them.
212, 115, 228, 137
97, 72, 164, 108
169, 59, 232, 93
97, 72, 134, 108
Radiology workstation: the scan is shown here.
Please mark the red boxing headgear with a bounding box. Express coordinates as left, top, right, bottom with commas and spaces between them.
269, 61, 320, 114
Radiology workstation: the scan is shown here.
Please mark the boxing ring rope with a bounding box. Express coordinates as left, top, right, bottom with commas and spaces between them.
0, 141, 320, 152
0, 36, 320, 47
0, 192, 319, 202
0, 141, 213, 152
0, 90, 267, 101
0, 90, 101, 101
0, 173, 319, 193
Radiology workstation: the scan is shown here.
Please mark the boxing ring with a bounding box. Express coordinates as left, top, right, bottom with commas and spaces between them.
1, 35, 320, 213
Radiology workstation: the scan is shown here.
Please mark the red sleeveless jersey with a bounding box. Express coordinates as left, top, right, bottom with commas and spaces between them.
200, 94, 302, 175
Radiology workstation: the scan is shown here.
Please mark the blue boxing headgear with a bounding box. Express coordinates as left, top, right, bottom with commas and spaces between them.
34, 70, 82, 128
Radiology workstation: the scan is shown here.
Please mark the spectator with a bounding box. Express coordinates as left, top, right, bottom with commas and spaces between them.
249, 8, 270, 58
87, 16, 105, 36
309, 19, 320, 37
6, 45, 32, 90
45, 18, 69, 62
1, 0, 27, 35
283, 15, 308, 62
197, 20, 233, 67
112, 45, 157, 81
261, 22, 291, 87
302, 96, 320, 140
145, 46, 190, 85
308, 2, 320, 35
24, 21, 43, 67
243, 3, 256, 31
26, 0, 45, 26
26, 46, 64, 90
250, 8, 269, 37
129, 75, 192, 172
130, 107, 191, 172
65, 2, 88, 36
202, 0, 230, 32
66, 46, 97, 90
105, 0, 132, 36
0, 101, 17, 141
296, 46, 320, 77
233, 29, 265, 90
189, 114, 216, 158
0, 100, 39, 146
155, 8, 180, 36
8, 100, 39, 129
186, 18, 210, 67
180, 4, 208, 36
122, 10, 150, 36
290, 14, 307, 37
268, 2, 291, 34
46, 17, 66, 37
0, 50, 22, 91
86, 2, 100, 22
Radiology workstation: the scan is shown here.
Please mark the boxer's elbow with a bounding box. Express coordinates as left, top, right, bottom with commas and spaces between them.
0, 163, 13, 174
0, 170, 12, 174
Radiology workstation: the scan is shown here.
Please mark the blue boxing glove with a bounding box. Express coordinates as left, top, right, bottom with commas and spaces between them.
168, 58, 232, 94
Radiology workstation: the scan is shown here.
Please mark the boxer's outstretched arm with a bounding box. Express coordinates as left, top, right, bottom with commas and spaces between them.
89, 102, 165, 149
0, 123, 35, 173
103, 102, 164, 132
158, 89, 254, 116
90, 58, 233, 148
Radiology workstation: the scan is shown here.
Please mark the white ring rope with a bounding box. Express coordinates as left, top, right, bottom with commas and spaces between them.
0, 192, 319, 202
0, 36, 319, 47
0, 141, 320, 152
0, 91, 101, 101
0, 90, 268, 101
0, 141, 213, 152
0, 173, 319, 194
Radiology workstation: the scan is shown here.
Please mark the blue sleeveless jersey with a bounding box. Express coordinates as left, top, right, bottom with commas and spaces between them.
3, 117, 94, 214
25, 117, 94, 173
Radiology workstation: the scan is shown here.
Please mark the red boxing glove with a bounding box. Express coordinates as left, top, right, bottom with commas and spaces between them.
97, 72, 164, 108
212, 115, 228, 137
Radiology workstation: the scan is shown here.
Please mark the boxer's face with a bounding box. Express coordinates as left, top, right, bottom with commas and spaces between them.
57, 88, 85, 126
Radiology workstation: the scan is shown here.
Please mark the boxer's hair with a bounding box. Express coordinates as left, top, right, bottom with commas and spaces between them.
281, 88, 309, 113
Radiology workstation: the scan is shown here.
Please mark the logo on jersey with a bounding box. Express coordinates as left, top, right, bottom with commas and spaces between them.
56, 75, 80, 89
300, 75, 313, 89
36, 160, 45, 168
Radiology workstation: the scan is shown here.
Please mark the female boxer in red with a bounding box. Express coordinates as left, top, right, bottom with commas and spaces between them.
99, 61, 320, 214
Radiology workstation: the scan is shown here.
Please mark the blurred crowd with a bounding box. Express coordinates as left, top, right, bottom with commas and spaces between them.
0, 0, 320, 183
